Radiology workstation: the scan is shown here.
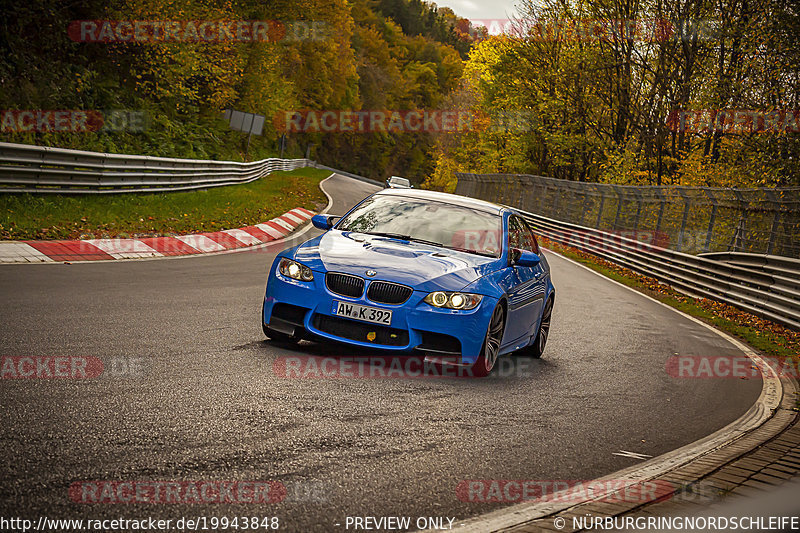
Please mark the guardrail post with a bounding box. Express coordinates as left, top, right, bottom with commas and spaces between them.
516, 176, 525, 208
521, 176, 534, 212
632, 189, 643, 231
458, 173, 468, 197
506, 174, 516, 204
677, 189, 691, 252
99, 151, 109, 189
579, 188, 590, 226
730, 218, 747, 252
728, 189, 749, 252
458, 173, 467, 197
595, 185, 606, 229
538, 185, 547, 216
702, 188, 718, 253
563, 184, 573, 221
494, 175, 503, 203
33, 145, 46, 190
655, 188, 666, 234
612, 185, 624, 230
765, 189, 781, 255
551, 185, 560, 218
492, 175, 501, 203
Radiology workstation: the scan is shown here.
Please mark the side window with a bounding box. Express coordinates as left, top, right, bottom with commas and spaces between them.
508, 216, 525, 250
509, 215, 538, 253
520, 218, 540, 254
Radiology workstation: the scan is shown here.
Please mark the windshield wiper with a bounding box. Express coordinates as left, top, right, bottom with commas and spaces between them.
362, 232, 445, 248
358, 231, 437, 245
407, 237, 445, 247
361, 232, 496, 257
406, 237, 495, 256
361, 231, 413, 241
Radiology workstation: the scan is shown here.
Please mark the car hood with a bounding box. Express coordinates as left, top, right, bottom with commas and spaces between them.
293, 231, 500, 292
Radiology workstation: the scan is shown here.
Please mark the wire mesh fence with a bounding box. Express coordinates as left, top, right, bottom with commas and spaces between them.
455, 173, 800, 259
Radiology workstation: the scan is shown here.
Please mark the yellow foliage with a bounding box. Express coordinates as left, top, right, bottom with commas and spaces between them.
424, 153, 460, 192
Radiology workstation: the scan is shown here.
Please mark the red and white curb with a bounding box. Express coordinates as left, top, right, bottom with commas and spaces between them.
0, 208, 315, 263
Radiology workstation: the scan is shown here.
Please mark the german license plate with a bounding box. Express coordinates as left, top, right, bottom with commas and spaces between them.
332, 301, 392, 325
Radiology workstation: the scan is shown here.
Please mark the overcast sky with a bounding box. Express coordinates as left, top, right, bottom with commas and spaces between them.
435, 0, 522, 22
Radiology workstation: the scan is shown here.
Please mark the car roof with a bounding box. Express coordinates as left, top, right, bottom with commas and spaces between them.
375, 188, 505, 215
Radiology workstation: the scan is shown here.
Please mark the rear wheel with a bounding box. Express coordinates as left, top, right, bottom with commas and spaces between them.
471, 304, 505, 377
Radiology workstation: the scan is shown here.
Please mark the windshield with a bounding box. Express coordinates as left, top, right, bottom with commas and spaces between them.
390, 177, 410, 187
336, 195, 502, 257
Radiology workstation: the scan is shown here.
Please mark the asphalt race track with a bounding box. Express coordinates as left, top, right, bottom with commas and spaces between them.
0, 174, 762, 532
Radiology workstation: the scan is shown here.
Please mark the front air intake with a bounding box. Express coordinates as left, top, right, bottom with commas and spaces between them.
367, 281, 413, 305
325, 272, 365, 298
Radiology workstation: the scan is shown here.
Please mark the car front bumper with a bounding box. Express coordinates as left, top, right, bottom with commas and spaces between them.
263, 268, 497, 365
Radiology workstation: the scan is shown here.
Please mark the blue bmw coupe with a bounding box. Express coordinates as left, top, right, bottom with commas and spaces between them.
262, 188, 555, 376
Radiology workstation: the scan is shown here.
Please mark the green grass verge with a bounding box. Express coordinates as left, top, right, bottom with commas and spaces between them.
1, 168, 330, 240
542, 238, 800, 365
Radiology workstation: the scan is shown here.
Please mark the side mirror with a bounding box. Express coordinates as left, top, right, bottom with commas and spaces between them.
312, 214, 338, 230
512, 249, 541, 267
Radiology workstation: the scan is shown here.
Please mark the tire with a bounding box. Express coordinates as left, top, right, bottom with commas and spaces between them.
263, 324, 300, 344
262, 302, 301, 344
471, 303, 506, 377
526, 296, 553, 359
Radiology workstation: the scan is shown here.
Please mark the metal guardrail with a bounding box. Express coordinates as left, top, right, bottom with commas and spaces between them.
453, 173, 800, 330
699, 252, 800, 313
0, 142, 313, 194
698, 252, 800, 278
515, 209, 800, 330
312, 164, 383, 187
456, 173, 800, 259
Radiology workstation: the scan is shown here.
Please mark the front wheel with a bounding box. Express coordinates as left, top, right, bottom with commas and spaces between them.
528, 296, 553, 359
471, 304, 505, 377
262, 302, 301, 344
262, 322, 300, 344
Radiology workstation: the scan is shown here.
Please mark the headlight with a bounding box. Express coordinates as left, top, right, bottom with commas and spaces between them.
424, 291, 483, 310
278, 258, 314, 282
